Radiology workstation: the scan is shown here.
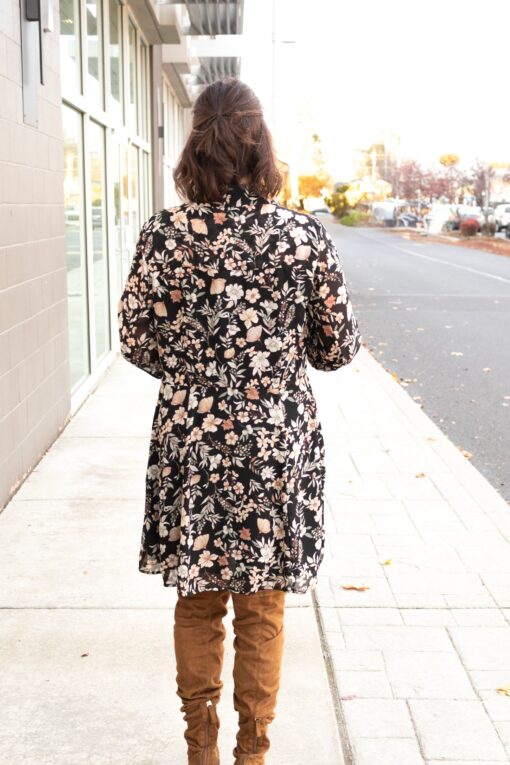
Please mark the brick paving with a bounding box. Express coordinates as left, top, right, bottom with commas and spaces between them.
311, 346, 510, 764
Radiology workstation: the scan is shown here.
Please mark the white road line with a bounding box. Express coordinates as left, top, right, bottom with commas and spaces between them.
363, 293, 509, 298
388, 243, 510, 286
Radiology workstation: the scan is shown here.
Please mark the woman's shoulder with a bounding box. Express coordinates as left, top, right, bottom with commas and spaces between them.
261, 200, 327, 240
138, 203, 192, 237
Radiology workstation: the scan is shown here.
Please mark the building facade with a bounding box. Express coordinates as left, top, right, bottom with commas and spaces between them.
0, 0, 244, 509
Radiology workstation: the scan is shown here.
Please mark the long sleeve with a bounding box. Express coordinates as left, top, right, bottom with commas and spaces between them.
305, 220, 362, 371
117, 216, 163, 380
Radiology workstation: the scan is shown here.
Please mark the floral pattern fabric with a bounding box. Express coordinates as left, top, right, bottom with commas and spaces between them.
117, 184, 362, 597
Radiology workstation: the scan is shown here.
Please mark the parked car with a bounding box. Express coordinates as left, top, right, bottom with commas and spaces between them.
494, 203, 510, 231
396, 213, 422, 228
446, 205, 484, 232
371, 201, 399, 226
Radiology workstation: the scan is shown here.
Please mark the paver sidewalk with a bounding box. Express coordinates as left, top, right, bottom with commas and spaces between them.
311, 346, 510, 765
0, 359, 342, 765
2, 344, 510, 764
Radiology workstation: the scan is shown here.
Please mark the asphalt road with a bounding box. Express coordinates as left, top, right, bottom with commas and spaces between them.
323, 218, 510, 503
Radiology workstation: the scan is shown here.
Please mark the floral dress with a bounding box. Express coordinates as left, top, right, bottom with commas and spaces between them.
117, 183, 362, 597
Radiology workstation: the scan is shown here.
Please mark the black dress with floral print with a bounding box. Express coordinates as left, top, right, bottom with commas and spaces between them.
117, 183, 362, 597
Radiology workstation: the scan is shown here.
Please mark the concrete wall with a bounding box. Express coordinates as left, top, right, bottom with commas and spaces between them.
0, 0, 70, 509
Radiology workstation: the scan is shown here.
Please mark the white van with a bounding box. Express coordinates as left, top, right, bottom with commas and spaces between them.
494, 203, 510, 231
424, 204, 456, 234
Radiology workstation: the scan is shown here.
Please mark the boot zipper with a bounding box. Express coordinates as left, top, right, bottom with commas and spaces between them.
253, 717, 260, 754
203, 700, 211, 765
203, 699, 218, 765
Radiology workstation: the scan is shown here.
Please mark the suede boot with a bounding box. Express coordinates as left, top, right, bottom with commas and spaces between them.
231, 589, 286, 764
174, 589, 231, 764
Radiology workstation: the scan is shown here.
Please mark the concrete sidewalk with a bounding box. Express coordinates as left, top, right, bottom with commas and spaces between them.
0, 358, 342, 765
314, 347, 510, 765
2, 346, 510, 764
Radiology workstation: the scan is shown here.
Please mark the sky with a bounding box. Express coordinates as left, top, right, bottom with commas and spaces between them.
240, 0, 510, 181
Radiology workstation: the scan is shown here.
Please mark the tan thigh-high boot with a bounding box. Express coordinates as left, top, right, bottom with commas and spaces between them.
174, 589, 231, 764
231, 589, 286, 764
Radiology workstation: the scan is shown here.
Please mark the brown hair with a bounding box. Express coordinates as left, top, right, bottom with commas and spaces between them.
173, 77, 283, 204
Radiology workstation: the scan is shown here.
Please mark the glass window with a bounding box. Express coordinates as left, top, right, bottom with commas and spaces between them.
111, 140, 121, 293
130, 143, 139, 240
62, 105, 90, 389
89, 121, 110, 361
141, 150, 151, 223
120, 144, 130, 283
127, 20, 138, 131
86, 0, 104, 108
109, 0, 123, 121
60, 0, 81, 94
140, 41, 149, 140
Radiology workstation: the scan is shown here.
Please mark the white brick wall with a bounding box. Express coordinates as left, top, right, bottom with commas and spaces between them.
0, 0, 70, 508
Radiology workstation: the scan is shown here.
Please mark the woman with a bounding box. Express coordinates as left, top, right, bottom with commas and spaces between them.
117, 77, 361, 764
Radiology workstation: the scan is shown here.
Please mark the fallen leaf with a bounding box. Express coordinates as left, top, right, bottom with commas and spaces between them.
415, 472, 426, 478
81, 653, 89, 658
496, 685, 510, 696
458, 448, 473, 460
341, 584, 370, 591
380, 558, 393, 566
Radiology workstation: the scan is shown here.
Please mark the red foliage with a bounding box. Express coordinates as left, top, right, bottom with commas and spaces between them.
460, 218, 479, 237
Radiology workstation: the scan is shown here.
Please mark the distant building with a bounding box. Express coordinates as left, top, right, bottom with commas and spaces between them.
490, 165, 510, 204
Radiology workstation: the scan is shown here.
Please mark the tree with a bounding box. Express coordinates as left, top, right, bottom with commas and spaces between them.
421, 171, 450, 202
296, 132, 332, 207
467, 159, 495, 208
398, 160, 425, 200
324, 184, 350, 219
298, 175, 328, 198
